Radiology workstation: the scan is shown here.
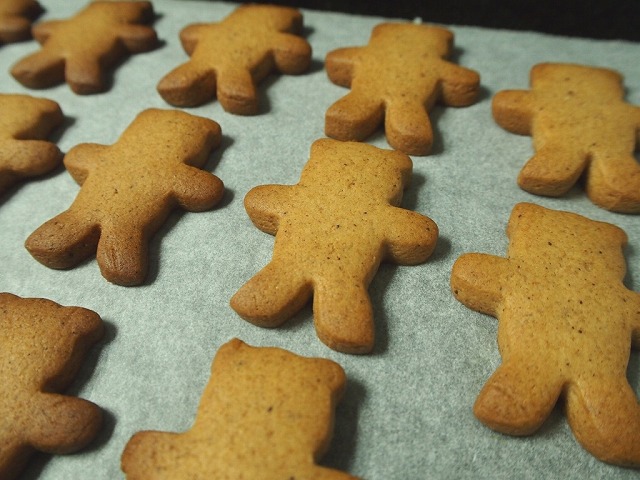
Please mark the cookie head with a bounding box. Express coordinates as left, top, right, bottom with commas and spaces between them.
507, 202, 629, 274
301, 138, 413, 205
531, 63, 625, 102
1, 296, 102, 389
373, 22, 453, 58
232, 3, 303, 31
213, 339, 346, 449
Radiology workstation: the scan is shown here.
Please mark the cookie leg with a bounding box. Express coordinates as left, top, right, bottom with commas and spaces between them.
10, 50, 65, 89
25, 210, 100, 269
518, 142, 587, 196
65, 56, 105, 95
474, 359, 563, 435
157, 62, 216, 107
586, 154, 640, 213
216, 68, 259, 115
565, 378, 640, 467
325, 90, 384, 142
96, 227, 148, 286
385, 100, 433, 156
0, 439, 30, 480
0, 15, 33, 43
230, 263, 312, 326
313, 277, 374, 354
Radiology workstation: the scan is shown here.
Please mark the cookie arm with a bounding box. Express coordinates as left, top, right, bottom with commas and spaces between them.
116, 24, 158, 53
383, 207, 438, 265
450, 253, 509, 317
272, 32, 312, 74
438, 62, 480, 107
179, 23, 208, 55
30, 19, 62, 43
63, 144, 108, 185
492, 90, 535, 135
172, 165, 224, 212
243, 184, 295, 235
325, 47, 361, 87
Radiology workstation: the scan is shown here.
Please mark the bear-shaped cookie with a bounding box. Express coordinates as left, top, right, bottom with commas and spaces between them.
230, 138, 438, 354
0, 293, 103, 480
0, 93, 63, 196
10, 1, 158, 94
25, 108, 224, 286
325, 22, 480, 156
0, 0, 42, 44
121, 338, 359, 479
157, 4, 311, 114
450, 202, 640, 467
492, 62, 640, 213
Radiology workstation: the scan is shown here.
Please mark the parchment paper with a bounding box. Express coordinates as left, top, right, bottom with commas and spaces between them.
0, 1, 639, 478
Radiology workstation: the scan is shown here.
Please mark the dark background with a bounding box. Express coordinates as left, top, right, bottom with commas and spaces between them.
238, 0, 640, 41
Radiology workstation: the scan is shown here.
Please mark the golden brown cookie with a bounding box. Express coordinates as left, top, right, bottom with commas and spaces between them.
492, 62, 640, 213
25, 108, 224, 286
10, 1, 158, 94
0, 292, 103, 480
0, 93, 63, 196
325, 22, 480, 156
0, 0, 42, 44
450, 202, 640, 467
121, 338, 358, 479
157, 4, 311, 114
230, 138, 438, 354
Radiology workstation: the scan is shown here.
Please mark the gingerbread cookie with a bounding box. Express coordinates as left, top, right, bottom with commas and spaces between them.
121, 338, 357, 479
492, 62, 640, 213
450, 202, 640, 467
325, 22, 480, 156
0, 293, 103, 480
25, 108, 224, 286
0, 0, 42, 44
157, 4, 311, 114
0, 93, 63, 196
10, 1, 158, 94
230, 138, 438, 354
